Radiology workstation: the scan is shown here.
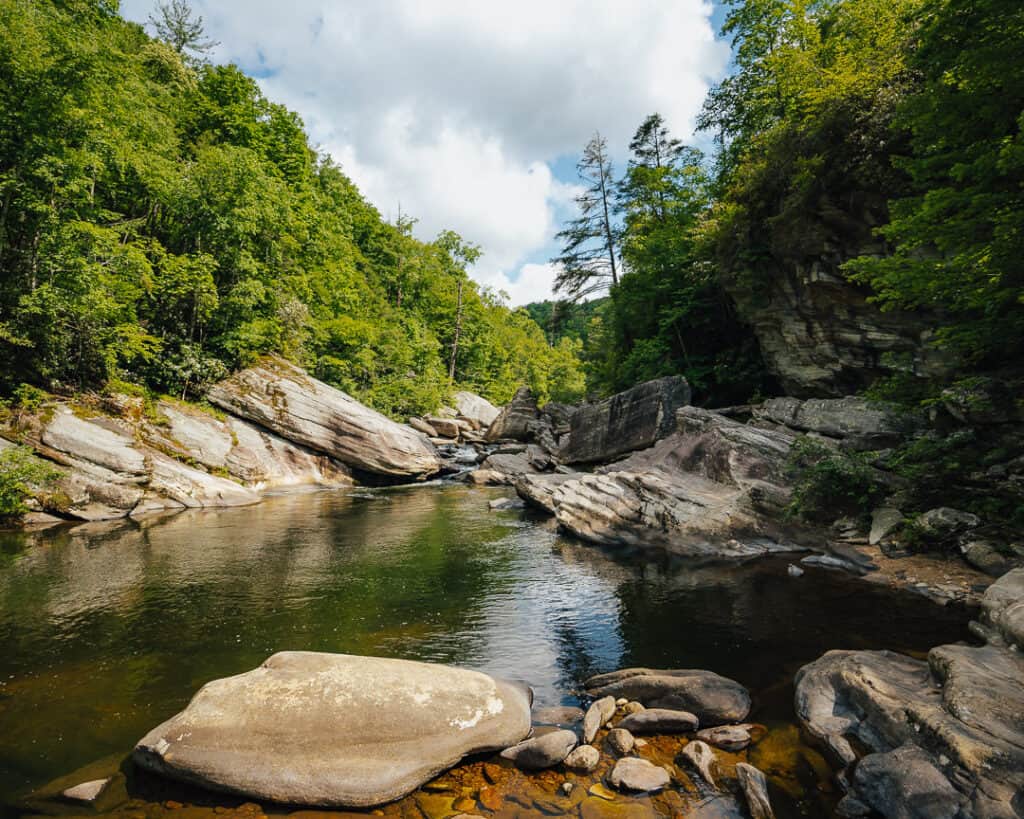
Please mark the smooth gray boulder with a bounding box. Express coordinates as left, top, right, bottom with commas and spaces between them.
696, 725, 752, 751
795, 573, 1024, 819
617, 708, 699, 735
454, 391, 500, 428
500, 728, 577, 770
606, 727, 634, 755
586, 667, 751, 725
607, 757, 670, 793
208, 357, 440, 479
563, 744, 599, 773
561, 376, 691, 464
134, 652, 531, 807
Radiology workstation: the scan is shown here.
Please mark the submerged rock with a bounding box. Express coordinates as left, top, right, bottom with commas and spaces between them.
696, 725, 752, 752
133, 651, 531, 807
208, 357, 441, 479
531, 705, 584, 726
561, 376, 691, 465
735, 763, 774, 819
680, 740, 717, 787
586, 667, 750, 725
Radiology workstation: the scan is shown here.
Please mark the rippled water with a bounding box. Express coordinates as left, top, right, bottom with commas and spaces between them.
0, 483, 971, 817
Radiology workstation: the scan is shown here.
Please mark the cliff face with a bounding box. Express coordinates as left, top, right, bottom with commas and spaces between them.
725, 256, 954, 398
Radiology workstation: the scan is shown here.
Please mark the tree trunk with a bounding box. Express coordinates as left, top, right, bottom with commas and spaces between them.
449, 278, 464, 381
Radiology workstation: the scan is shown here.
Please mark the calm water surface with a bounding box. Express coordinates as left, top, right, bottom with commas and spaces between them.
0, 482, 972, 816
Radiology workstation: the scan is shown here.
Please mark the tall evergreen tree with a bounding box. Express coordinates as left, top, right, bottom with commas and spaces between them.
552, 132, 619, 300
149, 0, 218, 61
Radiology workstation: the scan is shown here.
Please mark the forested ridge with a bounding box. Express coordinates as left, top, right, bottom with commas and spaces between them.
537, 0, 1023, 407
0, 0, 585, 417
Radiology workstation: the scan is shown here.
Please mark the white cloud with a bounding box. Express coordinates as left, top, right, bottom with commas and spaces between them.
476, 262, 563, 307
121, 1, 729, 304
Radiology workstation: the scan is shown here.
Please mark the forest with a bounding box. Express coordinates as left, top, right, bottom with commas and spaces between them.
0, 0, 585, 418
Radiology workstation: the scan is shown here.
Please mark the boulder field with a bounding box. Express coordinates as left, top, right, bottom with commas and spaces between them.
795, 569, 1024, 819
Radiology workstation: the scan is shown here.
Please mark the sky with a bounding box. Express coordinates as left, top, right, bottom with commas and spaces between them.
120, 1, 732, 306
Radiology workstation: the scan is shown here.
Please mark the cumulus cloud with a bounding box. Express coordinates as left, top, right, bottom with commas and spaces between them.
121, 0, 729, 305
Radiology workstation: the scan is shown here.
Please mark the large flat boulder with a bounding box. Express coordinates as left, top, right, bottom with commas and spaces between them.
207, 357, 440, 479
134, 652, 532, 807
794, 572, 1024, 819
561, 376, 691, 464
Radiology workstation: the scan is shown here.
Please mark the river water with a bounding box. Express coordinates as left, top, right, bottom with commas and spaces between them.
0, 483, 971, 818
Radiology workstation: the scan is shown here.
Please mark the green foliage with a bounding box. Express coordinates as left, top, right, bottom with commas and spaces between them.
0, 1, 583, 417
845, 0, 1024, 365
785, 437, 886, 523
0, 446, 61, 521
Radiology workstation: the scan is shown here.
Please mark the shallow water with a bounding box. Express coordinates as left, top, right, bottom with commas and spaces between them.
0, 483, 972, 817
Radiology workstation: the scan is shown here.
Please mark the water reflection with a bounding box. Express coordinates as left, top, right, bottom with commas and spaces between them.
0, 483, 970, 813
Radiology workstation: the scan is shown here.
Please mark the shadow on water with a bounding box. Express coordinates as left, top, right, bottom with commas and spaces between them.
0, 483, 972, 817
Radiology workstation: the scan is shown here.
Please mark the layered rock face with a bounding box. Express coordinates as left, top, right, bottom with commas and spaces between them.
726, 260, 954, 397
753, 396, 922, 451
794, 569, 1024, 819
5, 357, 449, 522
134, 652, 532, 807
518, 406, 801, 556
208, 358, 440, 479
561, 376, 691, 464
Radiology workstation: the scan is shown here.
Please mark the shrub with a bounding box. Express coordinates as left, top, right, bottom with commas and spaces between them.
785, 437, 887, 524
0, 446, 61, 520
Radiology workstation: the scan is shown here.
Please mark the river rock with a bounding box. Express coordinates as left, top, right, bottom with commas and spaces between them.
409, 417, 438, 437
207, 357, 441, 479
617, 708, 699, 735
735, 763, 774, 819
425, 416, 462, 439
973, 567, 1024, 648
564, 744, 600, 773
852, 746, 962, 819
606, 728, 634, 755
583, 695, 617, 743
869, 507, 903, 544
696, 725, 752, 751
586, 667, 750, 725
561, 377, 691, 464
795, 573, 1024, 818
478, 452, 538, 484
500, 728, 577, 770
133, 651, 531, 807
485, 387, 540, 442
916, 507, 980, 542
62, 778, 112, 804
680, 740, 717, 787
454, 392, 500, 428
607, 757, 670, 793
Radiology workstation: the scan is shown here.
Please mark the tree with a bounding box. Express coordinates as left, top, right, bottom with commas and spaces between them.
435, 231, 481, 382
149, 0, 218, 61
552, 132, 619, 300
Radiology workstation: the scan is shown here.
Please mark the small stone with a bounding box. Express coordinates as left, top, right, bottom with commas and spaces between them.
621, 701, 645, 716
500, 728, 577, 770
680, 741, 717, 787
606, 728, 635, 755
615, 698, 628, 707
618, 708, 699, 735
736, 763, 774, 819
453, 797, 477, 812
489, 497, 525, 511
588, 783, 617, 801
634, 738, 647, 748
561, 782, 575, 796
787, 564, 804, 578
583, 696, 617, 743
482, 763, 503, 784
564, 744, 601, 773
696, 725, 752, 752
608, 757, 671, 793
62, 778, 111, 803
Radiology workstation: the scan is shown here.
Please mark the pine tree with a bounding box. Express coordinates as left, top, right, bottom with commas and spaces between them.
552, 132, 619, 300
149, 0, 218, 61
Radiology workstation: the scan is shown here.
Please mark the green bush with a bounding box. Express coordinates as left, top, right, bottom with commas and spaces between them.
785, 437, 887, 524
0, 446, 61, 520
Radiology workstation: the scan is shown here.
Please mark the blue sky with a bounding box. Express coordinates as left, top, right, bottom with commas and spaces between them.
121, 1, 733, 304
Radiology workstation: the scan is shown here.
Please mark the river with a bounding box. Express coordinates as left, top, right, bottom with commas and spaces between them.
0, 483, 971, 817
